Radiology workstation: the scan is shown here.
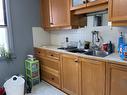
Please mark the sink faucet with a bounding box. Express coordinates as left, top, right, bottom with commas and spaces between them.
91, 31, 100, 50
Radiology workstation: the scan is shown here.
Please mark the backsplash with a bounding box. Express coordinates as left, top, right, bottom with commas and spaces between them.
50, 14, 127, 50
32, 14, 127, 51
50, 27, 118, 47
32, 27, 50, 47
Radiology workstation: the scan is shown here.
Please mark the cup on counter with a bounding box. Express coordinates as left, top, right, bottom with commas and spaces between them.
101, 43, 108, 52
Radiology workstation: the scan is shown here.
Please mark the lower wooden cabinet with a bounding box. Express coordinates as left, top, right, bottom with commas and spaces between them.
109, 64, 127, 95
34, 48, 61, 88
61, 54, 81, 95
40, 58, 61, 88
81, 58, 106, 95
35, 48, 127, 95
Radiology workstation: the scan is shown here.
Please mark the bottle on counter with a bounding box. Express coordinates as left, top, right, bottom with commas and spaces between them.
108, 41, 113, 54
118, 32, 124, 53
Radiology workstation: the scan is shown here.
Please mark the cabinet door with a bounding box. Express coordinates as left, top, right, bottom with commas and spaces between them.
50, 0, 70, 27
81, 59, 105, 95
61, 54, 81, 95
41, 0, 51, 28
110, 65, 127, 95
109, 0, 127, 21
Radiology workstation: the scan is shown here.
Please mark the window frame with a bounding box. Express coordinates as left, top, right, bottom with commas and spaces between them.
0, 0, 16, 60
0, 0, 7, 26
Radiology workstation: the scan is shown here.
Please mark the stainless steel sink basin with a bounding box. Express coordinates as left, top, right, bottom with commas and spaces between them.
85, 50, 109, 57
58, 47, 109, 57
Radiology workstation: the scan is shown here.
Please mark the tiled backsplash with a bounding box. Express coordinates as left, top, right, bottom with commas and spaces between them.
32, 27, 50, 47
32, 14, 127, 50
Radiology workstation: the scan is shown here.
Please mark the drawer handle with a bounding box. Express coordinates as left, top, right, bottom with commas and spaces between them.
74, 59, 79, 63
38, 52, 40, 54
51, 78, 54, 80
75, 61, 78, 63
51, 54, 53, 56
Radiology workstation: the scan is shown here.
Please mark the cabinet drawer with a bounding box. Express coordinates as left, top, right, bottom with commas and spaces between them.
41, 70, 60, 88
34, 48, 46, 57
62, 54, 79, 63
40, 58, 59, 71
46, 51, 60, 60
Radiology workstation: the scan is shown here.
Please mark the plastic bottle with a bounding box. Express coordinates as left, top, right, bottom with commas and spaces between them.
118, 32, 124, 53
108, 41, 113, 54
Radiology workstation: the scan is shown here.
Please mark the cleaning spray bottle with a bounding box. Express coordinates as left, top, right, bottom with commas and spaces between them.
118, 32, 124, 59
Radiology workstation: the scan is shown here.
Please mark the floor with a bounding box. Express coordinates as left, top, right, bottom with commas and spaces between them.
26, 81, 66, 95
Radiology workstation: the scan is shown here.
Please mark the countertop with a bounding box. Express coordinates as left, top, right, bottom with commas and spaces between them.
36, 45, 127, 65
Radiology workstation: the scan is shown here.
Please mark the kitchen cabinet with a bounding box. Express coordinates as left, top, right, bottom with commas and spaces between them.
71, 0, 108, 15
40, 0, 70, 30
34, 47, 127, 95
109, 0, 127, 26
34, 48, 61, 88
40, 0, 86, 30
81, 58, 106, 95
108, 64, 127, 95
61, 54, 81, 95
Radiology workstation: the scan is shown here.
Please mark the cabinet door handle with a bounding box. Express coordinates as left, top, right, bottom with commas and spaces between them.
74, 59, 79, 63
51, 54, 53, 56
49, 0, 54, 25
50, 22, 54, 25
38, 52, 40, 54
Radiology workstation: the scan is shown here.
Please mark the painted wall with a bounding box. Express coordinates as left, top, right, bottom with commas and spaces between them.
0, 0, 41, 86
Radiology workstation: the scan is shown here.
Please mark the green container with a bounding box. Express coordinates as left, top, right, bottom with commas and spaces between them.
25, 59, 40, 86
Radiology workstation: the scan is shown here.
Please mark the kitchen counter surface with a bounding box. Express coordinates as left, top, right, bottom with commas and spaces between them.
36, 45, 127, 65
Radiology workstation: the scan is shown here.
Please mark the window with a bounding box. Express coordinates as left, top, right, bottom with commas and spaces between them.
0, 0, 8, 50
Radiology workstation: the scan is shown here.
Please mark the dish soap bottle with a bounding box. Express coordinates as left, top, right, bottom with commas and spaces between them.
118, 32, 124, 53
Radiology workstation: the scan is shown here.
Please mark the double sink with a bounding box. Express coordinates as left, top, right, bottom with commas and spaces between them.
58, 47, 109, 57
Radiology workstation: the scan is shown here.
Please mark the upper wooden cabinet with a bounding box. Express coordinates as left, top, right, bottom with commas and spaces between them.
71, 0, 108, 15
40, 0, 70, 30
109, 0, 127, 26
61, 54, 81, 95
40, 0, 86, 31
81, 58, 106, 95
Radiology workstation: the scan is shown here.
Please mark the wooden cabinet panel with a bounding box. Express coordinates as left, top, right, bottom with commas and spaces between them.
46, 50, 60, 60
109, 0, 127, 21
81, 59, 105, 95
34, 48, 46, 57
39, 58, 59, 71
72, 0, 108, 15
87, 0, 108, 7
40, 0, 71, 30
110, 64, 127, 95
61, 54, 81, 95
40, 0, 50, 28
34, 48, 61, 88
39, 58, 61, 88
50, 0, 70, 27
41, 68, 60, 88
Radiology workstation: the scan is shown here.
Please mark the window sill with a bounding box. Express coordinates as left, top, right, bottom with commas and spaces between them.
0, 55, 16, 61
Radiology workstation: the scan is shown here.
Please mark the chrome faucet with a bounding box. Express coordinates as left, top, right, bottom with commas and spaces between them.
91, 31, 100, 50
